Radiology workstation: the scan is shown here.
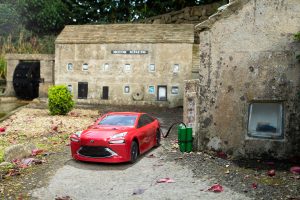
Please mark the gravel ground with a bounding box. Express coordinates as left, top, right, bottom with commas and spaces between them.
0, 103, 299, 199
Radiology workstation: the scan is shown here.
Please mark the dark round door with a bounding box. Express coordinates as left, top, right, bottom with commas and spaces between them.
13, 61, 40, 100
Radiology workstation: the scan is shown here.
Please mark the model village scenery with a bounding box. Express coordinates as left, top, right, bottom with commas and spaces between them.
0, 0, 299, 199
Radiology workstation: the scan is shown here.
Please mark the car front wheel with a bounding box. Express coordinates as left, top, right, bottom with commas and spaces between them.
130, 141, 139, 163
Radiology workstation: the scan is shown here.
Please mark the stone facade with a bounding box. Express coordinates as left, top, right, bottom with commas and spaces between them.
55, 24, 195, 107
185, 0, 300, 158
5, 54, 54, 98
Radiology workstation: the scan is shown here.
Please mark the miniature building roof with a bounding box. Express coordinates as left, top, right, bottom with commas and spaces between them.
195, 0, 250, 31
56, 24, 195, 44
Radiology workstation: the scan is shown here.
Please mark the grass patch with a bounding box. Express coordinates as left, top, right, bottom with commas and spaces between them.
0, 112, 5, 118
0, 149, 4, 163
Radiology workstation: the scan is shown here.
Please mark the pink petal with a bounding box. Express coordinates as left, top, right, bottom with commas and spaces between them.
290, 166, 300, 174
157, 178, 175, 183
208, 184, 224, 192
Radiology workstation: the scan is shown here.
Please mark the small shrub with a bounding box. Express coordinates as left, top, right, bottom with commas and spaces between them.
48, 85, 74, 115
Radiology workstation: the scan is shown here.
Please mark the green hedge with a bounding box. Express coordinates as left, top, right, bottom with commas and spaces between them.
48, 85, 74, 115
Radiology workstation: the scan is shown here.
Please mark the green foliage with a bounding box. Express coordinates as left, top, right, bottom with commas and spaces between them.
0, 3, 21, 36
48, 85, 74, 115
17, 0, 72, 35
0, 54, 6, 79
294, 32, 300, 41
295, 32, 300, 62
0, 149, 4, 163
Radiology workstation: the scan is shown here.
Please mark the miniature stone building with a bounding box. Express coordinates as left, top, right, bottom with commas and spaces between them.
55, 24, 195, 107
184, 0, 300, 158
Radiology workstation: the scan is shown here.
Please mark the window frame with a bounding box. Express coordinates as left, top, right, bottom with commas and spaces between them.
82, 63, 89, 71
247, 101, 284, 139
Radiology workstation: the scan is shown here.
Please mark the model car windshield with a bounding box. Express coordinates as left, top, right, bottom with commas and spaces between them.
98, 115, 137, 126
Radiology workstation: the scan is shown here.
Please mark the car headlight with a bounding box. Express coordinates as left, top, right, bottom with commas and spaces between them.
75, 131, 83, 137
111, 132, 127, 139
109, 132, 127, 144
70, 131, 82, 142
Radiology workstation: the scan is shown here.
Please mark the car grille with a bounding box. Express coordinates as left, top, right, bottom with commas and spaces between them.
78, 146, 116, 158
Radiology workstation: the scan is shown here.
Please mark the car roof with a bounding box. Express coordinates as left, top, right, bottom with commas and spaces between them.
105, 112, 145, 116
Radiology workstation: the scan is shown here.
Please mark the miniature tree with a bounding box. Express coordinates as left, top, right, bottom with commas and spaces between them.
48, 85, 74, 115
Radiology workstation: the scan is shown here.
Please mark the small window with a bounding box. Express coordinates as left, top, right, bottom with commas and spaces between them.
171, 86, 179, 94
248, 102, 283, 139
103, 63, 109, 71
67, 84, 73, 93
148, 64, 155, 72
102, 86, 109, 100
124, 86, 130, 94
148, 86, 155, 94
67, 63, 73, 71
173, 64, 179, 73
82, 63, 88, 71
124, 64, 131, 72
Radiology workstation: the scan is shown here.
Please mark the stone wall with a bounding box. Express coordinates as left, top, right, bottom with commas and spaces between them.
189, 0, 300, 158
5, 54, 54, 98
137, 2, 224, 25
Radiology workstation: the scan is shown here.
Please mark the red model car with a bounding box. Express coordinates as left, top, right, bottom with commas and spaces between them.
70, 112, 161, 163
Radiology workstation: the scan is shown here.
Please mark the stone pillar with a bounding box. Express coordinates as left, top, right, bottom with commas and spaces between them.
183, 79, 201, 150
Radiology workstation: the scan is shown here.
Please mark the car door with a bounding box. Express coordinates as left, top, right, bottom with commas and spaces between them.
136, 115, 153, 153
143, 114, 156, 147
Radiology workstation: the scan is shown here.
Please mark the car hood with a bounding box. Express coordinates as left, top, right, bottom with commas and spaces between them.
80, 126, 134, 140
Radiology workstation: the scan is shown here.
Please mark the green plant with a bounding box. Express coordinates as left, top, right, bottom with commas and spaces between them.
48, 85, 74, 115
295, 32, 300, 61
0, 55, 6, 79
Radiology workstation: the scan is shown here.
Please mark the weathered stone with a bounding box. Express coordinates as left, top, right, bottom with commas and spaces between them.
188, 0, 300, 158
0, 162, 12, 167
4, 143, 36, 162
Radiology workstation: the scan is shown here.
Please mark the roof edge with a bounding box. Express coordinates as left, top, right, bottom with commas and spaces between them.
195, 0, 250, 32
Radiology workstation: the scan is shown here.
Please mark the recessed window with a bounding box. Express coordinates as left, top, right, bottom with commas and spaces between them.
173, 64, 179, 73
82, 63, 89, 71
248, 102, 283, 139
148, 64, 155, 72
124, 64, 131, 72
124, 86, 130, 94
67, 84, 73, 93
171, 86, 179, 94
67, 63, 73, 71
103, 63, 109, 71
78, 82, 88, 99
148, 86, 155, 94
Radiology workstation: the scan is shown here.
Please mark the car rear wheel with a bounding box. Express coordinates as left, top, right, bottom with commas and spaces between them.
155, 129, 161, 147
130, 141, 139, 163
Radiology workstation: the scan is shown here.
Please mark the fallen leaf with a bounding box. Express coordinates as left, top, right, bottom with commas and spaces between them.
32, 149, 43, 156
52, 125, 58, 131
0, 127, 5, 132
267, 169, 276, 177
147, 154, 156, 158
157, 178, 175, 183
132, 188, 146, 195
217, 151, 227, 159
207, 184, 223, 192
55, 196, 72, 200
290, 166, 300, 174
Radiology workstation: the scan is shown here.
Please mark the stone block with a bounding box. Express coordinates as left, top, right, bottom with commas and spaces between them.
4, 143, 36, 162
